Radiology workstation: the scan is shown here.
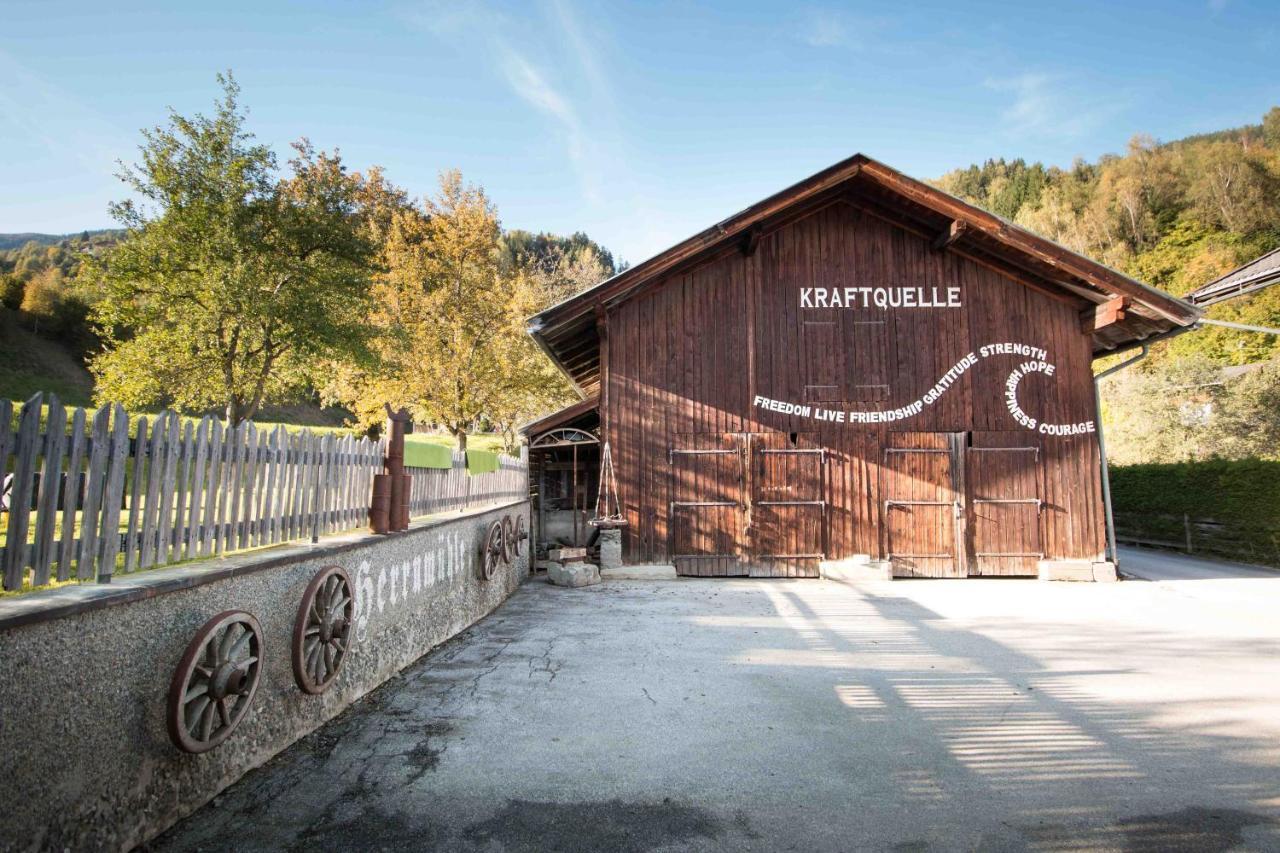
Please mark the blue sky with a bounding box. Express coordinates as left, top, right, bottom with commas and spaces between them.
1, 0, 1277, 264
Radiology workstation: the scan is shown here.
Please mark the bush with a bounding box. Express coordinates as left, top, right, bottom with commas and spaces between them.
1110, 459, 1280, 527
0, 273, 23, 310
1111, 459, 1280, 565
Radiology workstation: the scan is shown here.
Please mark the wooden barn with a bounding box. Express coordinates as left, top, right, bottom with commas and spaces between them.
525, 155, 1201, 579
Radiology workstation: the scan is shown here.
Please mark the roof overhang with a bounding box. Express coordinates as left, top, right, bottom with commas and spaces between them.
1187, 247, 1280, 307
529, 153, 1201, 394
519, 395, 599, 438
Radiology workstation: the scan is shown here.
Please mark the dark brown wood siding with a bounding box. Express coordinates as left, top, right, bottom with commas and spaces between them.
604, 200, 1106, 575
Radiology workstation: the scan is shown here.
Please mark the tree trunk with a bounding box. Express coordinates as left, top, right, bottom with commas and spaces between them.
226, 396, 242, 426
454, 428, 468, 452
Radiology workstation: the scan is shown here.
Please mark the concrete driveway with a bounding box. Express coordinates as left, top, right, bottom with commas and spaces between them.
153, 559, 1280, 852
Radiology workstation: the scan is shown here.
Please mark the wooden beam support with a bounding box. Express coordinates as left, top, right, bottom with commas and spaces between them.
932, 219, 967, 251
1081, 296, 1129, 334
740, 225, 762, 257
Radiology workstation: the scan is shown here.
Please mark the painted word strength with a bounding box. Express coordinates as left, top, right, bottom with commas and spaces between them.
801, 286, 961, 309
753, 341, 1096, 435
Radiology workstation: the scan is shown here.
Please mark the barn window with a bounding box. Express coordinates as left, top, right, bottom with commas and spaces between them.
802, 311, 890, 403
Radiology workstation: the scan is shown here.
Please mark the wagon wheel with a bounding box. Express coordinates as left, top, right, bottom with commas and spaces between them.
292, 565, 355, 695
512, 515, 528, 558
501, 515, 516, 564
481, 521, 504, 580
167, 610, 263, 754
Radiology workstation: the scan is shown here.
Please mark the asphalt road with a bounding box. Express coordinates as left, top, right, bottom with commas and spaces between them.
1118, 545, 1278, 581
151, 561, 1280, 852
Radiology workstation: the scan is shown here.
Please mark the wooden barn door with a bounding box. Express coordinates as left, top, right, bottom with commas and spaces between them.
669, 435, 746, 576
965, 437, 1043, 576
748, 434, 825, 578
881, 432, 967, 578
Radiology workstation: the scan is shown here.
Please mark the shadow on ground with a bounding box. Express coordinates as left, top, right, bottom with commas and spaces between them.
147, 573, 1280, 852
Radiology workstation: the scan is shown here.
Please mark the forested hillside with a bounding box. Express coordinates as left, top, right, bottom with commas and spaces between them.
934, 108, 1280, 464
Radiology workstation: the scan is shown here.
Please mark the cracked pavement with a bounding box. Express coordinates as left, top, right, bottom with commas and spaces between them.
151, 564, 1280, 852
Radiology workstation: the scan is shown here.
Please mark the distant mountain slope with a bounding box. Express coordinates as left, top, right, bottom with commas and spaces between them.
0, 229, 122, 251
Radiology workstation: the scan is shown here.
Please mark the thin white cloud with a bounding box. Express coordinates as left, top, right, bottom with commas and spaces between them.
548, 0, 611, 98
399, 0, 618, 203
795, 8, 890, 49
0, 49, 133, 173
984, 72, 1128, 140
798, 8, 850, 47
498, 49, 595, 199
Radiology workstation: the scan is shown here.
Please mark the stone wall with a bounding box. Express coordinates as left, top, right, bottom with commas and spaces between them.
0, 501, 529, 853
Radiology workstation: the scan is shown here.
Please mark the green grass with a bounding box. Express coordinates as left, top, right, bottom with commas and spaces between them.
404, 432, 510, 454
4, 400, 362, 440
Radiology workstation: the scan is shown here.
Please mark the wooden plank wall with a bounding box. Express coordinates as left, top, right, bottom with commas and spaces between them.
605, 199, 1106, 571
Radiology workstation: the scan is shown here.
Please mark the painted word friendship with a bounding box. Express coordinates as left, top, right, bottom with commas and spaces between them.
753, 341, 1097, 436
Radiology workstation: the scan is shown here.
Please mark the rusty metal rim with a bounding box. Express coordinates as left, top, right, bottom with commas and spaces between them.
292, 565, 355, 695
167, 610, 263, 754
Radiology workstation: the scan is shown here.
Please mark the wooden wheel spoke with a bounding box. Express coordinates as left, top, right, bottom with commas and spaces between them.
187, 695, 211, 725
229, 625, 253, 659
198, 701, 216, 741
217, 623, 241, 660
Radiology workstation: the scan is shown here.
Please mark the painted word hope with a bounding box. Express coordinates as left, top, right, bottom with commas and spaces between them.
800, 286, 962, 310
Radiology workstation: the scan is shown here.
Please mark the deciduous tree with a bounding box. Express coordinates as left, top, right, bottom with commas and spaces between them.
87, 74, 385, 424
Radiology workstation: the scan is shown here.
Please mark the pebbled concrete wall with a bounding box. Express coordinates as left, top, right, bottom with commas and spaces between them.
0, 501, 529, 853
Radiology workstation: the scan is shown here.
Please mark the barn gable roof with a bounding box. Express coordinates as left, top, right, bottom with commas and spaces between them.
528, 153, 1201, 395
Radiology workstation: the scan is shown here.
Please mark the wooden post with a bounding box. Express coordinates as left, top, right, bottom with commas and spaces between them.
2, 394, 42, 590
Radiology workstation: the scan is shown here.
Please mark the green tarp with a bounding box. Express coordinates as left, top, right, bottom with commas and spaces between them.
465, 449, 500, 475
403, 439, 454, 470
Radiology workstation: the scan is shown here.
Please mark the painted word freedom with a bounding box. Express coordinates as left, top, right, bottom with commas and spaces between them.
800, 286, 962, 309
753, 341, 1097, 436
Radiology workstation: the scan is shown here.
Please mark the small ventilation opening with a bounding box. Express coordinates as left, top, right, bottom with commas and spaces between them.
789, 431, 798, 446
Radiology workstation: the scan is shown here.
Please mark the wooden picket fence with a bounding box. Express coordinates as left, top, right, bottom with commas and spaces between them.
1, 393, 529, 592
1114, 510, 1280, 568
406, 451, 529, 517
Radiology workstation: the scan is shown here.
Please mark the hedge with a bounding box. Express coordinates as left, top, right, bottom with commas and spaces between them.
1110, 459, 1280, 566
1109, 459, 1280, 527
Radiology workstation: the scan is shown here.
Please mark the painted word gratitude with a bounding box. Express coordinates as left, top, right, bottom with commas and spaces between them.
753, 341, 1096, 435
801, 286, 961, 309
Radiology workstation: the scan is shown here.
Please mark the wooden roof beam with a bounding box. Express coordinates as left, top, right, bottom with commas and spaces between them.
1081, 296, 1130, 334
932, 219, 967, 252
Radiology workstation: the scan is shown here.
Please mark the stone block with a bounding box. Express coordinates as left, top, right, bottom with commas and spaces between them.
598, 529, 623, 570
600, 564, 677, 580
1038, 559, 1112, 582
821, 556, 892, 581
548, 561, 601, 588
